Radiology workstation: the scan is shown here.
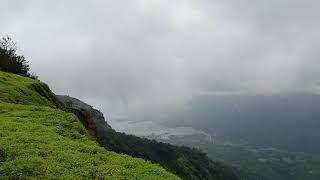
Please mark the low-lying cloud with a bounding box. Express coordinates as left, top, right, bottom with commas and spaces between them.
1, 0, 320, 115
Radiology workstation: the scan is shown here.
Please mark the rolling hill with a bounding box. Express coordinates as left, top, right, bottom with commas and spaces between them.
0, 71, 179, 179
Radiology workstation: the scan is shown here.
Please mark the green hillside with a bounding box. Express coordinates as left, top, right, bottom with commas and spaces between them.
0, 71, 179, 179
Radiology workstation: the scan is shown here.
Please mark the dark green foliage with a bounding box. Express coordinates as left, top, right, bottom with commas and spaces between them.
96, 126, 250, 180
0, 36, 34, 78
29, 82, 66, 110
0, 148, 5, 162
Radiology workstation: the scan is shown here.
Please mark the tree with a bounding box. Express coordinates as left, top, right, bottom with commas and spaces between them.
0, 36, 32, 78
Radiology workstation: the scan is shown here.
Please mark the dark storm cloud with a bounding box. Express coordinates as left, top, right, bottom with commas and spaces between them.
1, 0, 320, 114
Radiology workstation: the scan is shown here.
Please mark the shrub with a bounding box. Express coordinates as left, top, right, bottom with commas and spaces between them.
0, 36, 34, 78
0, 148, 5, 162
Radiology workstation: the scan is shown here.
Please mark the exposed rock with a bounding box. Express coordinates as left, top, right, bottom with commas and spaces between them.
57, 95, 112, 137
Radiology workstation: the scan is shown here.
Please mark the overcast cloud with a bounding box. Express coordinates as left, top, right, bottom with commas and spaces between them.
1, 0, 320, 116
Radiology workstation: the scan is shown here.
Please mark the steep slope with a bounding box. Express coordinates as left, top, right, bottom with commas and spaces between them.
0, 71, 179, 179
57, 95, 256, 180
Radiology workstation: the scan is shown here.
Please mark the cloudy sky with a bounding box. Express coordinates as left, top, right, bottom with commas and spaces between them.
1, 0, 320, 116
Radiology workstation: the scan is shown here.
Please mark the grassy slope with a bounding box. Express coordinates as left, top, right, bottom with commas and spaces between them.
0, 71, 179, 179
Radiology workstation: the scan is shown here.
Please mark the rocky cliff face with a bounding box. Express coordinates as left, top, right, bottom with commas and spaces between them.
57, 95, 112, 138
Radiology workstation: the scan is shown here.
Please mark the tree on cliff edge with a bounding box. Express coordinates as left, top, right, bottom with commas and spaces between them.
0, 36, 34, 78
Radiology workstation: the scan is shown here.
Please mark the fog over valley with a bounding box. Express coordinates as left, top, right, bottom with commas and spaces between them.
1, 1, 320, 179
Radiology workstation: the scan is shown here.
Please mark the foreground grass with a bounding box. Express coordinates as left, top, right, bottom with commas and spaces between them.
0, 71, 179, 179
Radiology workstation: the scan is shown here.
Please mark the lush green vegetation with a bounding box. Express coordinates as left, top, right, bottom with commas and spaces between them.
0, 72, 54, 107
99, 129, 252, 180
0, 71, 179, 179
